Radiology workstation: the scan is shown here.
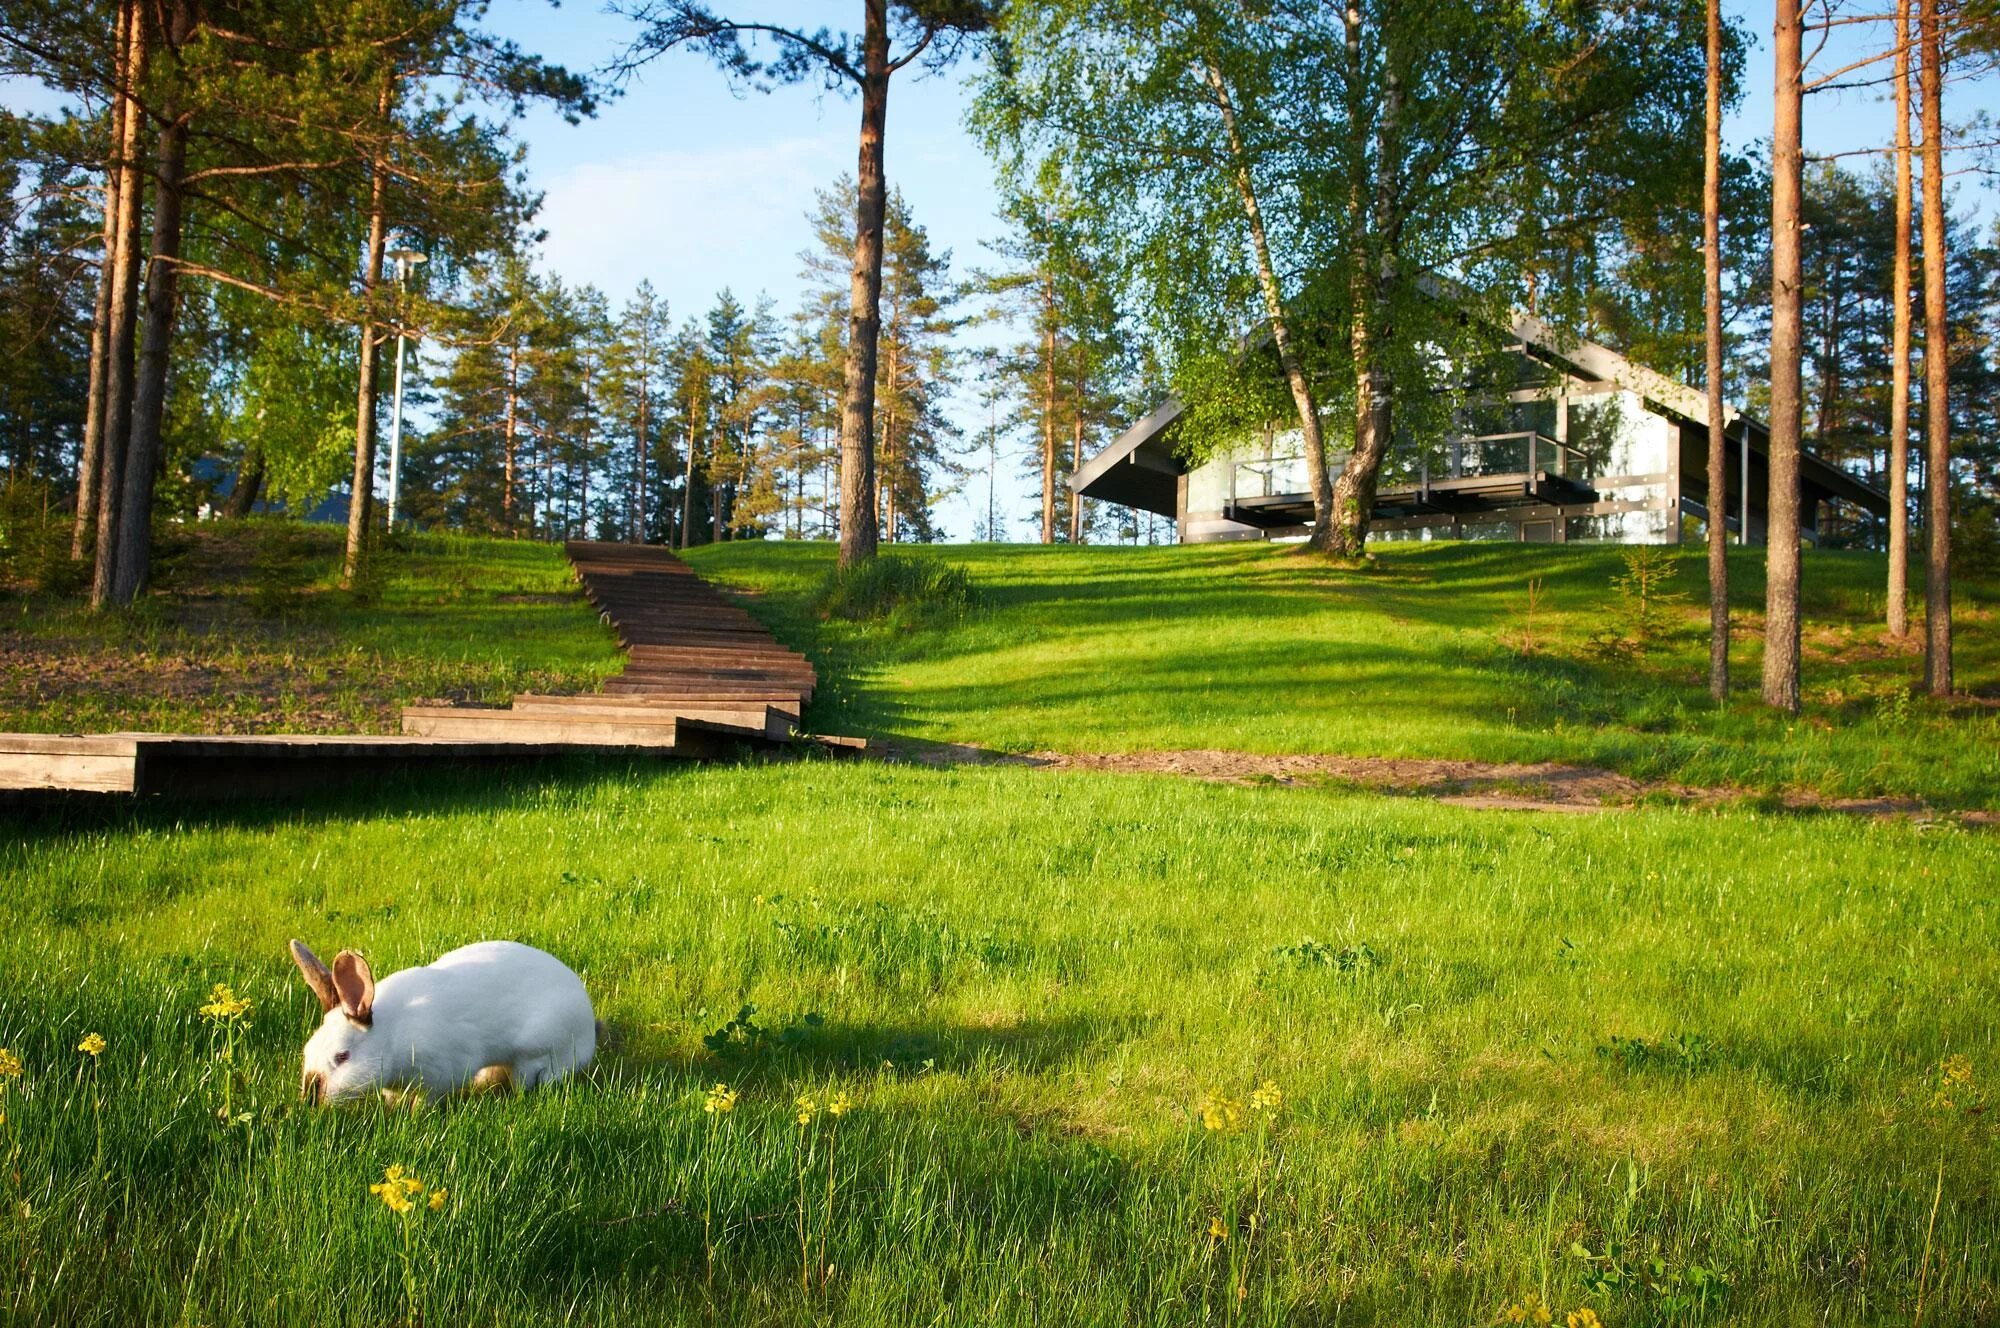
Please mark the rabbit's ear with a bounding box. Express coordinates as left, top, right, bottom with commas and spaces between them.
331, 950, 376, 1025
289, 939, 338, 1013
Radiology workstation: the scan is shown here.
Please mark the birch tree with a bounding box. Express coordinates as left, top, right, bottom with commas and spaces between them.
982, 0, 1718, 558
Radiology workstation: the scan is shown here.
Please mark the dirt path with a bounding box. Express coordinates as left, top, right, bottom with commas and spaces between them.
872, 739, 1994, 825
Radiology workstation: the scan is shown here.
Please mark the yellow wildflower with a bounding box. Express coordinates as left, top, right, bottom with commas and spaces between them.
0, 1048, 22, 1080
1198, 1096, 1244, 1132
371, 1181, 415, 1215
827, 1091, 853, 1118
795, 1095, 817, 1126
1207, 1216, 1228, 1240
370, 1165, 427, 1214
1249, 1080, 1283, 1113
428, 1189, 448, 1211
703, 1083, 739, 1115
1566, 1310, 1602, 1328
77, 1033, 105, 1058
1501, 1294, 1554, 1325
198, 983, 253, 1022
1933, 1053, 1975, 1109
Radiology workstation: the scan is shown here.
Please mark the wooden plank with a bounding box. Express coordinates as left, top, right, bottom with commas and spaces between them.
506, 700, 795, 739
400, 708, 686, 746
0, 733, 144, 757
514, 693, 802, 713
0, 749, 138, 792
617, 660, 815, 677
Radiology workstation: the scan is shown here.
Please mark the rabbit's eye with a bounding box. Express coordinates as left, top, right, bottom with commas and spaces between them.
332, 1051, 350, 1068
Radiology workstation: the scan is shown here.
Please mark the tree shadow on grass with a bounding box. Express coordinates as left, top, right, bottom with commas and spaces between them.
683, 1010, 1156, 1081
0, 753, 726, 846
505, 1013, 1161, 1319
508, 1089, 1150, 1319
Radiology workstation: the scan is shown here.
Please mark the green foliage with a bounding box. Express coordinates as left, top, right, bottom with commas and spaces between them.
1570, 1238, 1734, 1317
700, 1003, 826, 1059
0, 479, 86, 595
1596, 1032, 1714, 1075
808, 554, 976, 627
1602, 546, 1691, 654
1957, 498, 2000, 580
1267, 938, 1382, 974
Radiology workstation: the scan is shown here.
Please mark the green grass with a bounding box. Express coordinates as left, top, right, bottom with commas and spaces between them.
1, 521, 621, 734
2, 763, 1995, 1325
686, 540, 2000, 808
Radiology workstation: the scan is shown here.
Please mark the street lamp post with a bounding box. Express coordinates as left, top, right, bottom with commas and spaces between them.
385, 247, 425, 528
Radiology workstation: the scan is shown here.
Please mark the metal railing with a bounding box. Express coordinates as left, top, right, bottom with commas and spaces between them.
1226, 432, 1588, 505
1448, 432, 1586, 481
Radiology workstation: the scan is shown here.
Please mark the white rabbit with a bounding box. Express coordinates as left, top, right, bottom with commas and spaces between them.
289, 938, 597, 1106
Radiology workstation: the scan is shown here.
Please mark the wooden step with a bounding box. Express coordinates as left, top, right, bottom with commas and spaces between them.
401, 706, 791, 746
506, 699, 796, 738
514, 694, 801, 718
621, 662, 811, 680
600, 680, 812, 700
515, 691, 803, 708
402, 707, 684, 746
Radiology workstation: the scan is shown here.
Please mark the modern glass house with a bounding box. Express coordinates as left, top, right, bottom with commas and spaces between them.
1073, 309, 1889, 545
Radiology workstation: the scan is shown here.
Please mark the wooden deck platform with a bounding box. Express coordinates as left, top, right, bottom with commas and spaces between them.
2, 541, 851, 797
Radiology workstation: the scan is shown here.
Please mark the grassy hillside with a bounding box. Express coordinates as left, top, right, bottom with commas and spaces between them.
2, 521, 620, 734
3, 763, 1995, 1325
7, 526, 1993, 805
689, 540, 2000, 807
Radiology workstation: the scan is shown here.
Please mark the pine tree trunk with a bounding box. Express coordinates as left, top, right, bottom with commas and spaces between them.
882, 341, 899, 542
342, 87, 391, 590
1887, 0, 1914, 637
90, 0, 149, 610
1041, 303, 1056, 544
503, 344, 518, 532
72, 0, 130, 562
679, 421, 695, 550
1918, 0, 1951, 695
1201, 55, 1334, 553
223, 448, 264, 518
1762, 0, 1805, 713
113, 0, 194, 606
836, 0, 888, 570
633, 351, 649, 541
1071, 407, 1085, 545
580, 362, 593, 537
1703, 0, 1729, 700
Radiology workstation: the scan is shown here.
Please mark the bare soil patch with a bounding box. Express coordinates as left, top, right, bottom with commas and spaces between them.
874, 739, 1976, 823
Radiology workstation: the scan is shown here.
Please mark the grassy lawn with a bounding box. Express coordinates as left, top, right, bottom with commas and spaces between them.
689, 540, 2000, 808
3, 762, 1995, 1326
1, 521, 620, 735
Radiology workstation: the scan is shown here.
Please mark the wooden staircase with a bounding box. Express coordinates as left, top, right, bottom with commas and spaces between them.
3, 541, 848, 797
401, 541, 818, 746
